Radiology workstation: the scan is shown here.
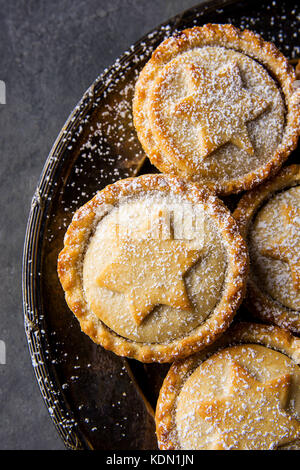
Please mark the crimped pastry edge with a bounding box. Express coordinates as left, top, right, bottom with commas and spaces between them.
57, 174, 248, 363
155, 322, 300, 449
133, 24, 300, 195
234, 164, 300, 333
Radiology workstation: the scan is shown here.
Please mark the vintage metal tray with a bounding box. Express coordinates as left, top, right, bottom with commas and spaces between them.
22, 0, 300, 450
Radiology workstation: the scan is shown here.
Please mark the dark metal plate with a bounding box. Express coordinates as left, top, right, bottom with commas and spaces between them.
22, 0, 300, 450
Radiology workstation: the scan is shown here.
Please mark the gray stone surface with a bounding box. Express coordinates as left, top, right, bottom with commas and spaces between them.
0, 0, 201, 450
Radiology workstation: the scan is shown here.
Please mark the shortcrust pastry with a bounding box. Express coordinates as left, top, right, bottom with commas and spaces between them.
234, 165, 300, 333
133, 24, 300, 195
57, 174, 248, 363
156, 322, 300, 450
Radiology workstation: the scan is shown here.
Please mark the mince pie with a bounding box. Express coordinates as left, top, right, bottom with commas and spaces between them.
58, 174, 248, 362
133, 24, 300, 195
156, 322, 300, 450
234, 165, 300, 333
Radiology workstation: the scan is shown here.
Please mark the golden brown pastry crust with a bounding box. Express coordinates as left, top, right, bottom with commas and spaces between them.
156, 322, 300, 450
133, 24, 300, 195
234, 165, 300, 333
58, 174, 248, 363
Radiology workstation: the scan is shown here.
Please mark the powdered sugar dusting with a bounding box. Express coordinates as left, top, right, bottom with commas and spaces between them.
149, 46, 284, 180
82, 191, 227, 343
249, 186, 300, 311
175, 344, 300, 450
26, 0, 300, 449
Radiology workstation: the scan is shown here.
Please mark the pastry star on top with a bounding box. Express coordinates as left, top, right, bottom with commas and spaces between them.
96, 220, 201, 326
174, 62, 269, 159
260, 203, 300, 291
197, 361, 300, 450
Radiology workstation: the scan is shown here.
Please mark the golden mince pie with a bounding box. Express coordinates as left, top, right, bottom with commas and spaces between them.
133, 24, 300, 195
156, 322, 300, 450
57, 174, 248, 363
234, 165, 300, 333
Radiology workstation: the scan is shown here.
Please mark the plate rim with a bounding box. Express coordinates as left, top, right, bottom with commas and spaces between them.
21, 0, 285, 449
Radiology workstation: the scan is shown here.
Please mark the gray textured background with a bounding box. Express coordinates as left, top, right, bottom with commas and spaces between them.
0, 0, 202, 451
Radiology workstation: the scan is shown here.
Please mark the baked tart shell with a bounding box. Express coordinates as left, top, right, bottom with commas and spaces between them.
58, 174, 248, 363
156, 322, 300, 450
234, 164, 300, 333
133, 24, 300, 195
